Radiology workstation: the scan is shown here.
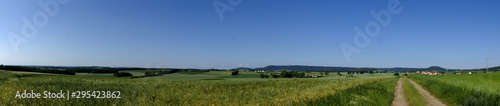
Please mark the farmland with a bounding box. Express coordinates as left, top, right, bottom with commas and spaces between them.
0, 69, 397, 105
408, 73, 500, 105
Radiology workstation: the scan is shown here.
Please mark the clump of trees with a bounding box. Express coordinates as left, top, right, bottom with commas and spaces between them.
394, 73, 400, 76
232, 70, 239, 75
260, 73, 269, 79
279, 70, 306, 78
270, 73, 280, 78
114, 72, 132, 77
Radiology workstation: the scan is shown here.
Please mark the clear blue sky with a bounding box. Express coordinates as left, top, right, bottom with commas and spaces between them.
1, 0, 499, 69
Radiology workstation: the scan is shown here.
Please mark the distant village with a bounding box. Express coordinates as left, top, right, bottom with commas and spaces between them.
416, 71, 472, 75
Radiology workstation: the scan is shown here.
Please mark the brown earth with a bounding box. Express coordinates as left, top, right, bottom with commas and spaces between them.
392, 78, 409, 106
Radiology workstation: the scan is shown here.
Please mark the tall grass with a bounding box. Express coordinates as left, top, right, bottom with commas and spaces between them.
403, 78, 426, 106
307, 77, 398, 106
0, 71, 394, 105
409, 73, 500, 105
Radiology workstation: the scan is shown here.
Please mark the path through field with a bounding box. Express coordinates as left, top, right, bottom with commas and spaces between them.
392, 78, 409, 106
407, 79, 446, 106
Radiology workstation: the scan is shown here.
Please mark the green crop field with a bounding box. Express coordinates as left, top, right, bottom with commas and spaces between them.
0, 70, 398, 105
408, 73, 500, 105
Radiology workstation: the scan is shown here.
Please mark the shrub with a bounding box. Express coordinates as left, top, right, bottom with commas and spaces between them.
394, 73, 399, 76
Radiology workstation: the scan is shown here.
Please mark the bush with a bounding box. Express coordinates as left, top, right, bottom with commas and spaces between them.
394, 73, 400, 76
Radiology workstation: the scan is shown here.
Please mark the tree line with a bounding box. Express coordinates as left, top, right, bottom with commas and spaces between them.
0, 65, 75, 75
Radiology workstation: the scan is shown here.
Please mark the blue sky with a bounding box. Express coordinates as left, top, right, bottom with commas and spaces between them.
1, 0, 499, 69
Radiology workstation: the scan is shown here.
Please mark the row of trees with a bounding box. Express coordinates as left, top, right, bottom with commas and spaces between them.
259, 70, 308, 79
69, 68, 146, 73
0, 65, 75, 75
114, 72, 132, 77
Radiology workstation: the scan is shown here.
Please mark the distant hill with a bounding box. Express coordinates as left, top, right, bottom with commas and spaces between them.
253, 65, 377, 72
5, 64, 493, 73
248, 65, 460, 72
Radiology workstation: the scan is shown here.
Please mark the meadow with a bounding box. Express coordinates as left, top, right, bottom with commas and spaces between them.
0, 70, 397, 105
408, 73, 500, 105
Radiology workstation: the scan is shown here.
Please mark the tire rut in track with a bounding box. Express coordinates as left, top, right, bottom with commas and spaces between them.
407, 78, 446, 106
392, 78, 409, 106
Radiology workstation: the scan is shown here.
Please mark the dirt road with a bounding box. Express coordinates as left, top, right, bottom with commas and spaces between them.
407, 79, 446, 106
392, 78, 409, 106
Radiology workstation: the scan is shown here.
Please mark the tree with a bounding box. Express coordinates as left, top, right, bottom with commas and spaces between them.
394, 73, 400, 76
291, 71, 300, 78
320, 72, 324, 76
271, 73, 280, 78
231, 70, 239, 75
260, 73, 265, 79
337, 71, 342, 76
299, 72, 305, 78
324, 71, 329, 76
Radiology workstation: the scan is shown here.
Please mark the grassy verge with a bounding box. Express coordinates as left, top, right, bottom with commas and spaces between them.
409, 74, 500, 105
307, 77, 398, 106
403, 78, 426, 106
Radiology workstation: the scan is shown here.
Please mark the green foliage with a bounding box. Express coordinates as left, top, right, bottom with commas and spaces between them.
231, 70, 239, 75
271, 73, 280, 78
394, 73, 399, 76
114, 72, 133, 77
324, 71, 329, 75
279, 70, 306, 78
259, 73, 269, 79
